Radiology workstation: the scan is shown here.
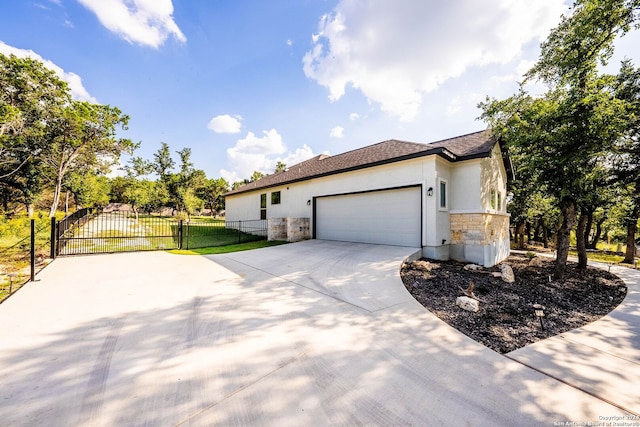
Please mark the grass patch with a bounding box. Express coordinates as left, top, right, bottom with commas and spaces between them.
169, 240, 287, 255
568, 250, 625, 264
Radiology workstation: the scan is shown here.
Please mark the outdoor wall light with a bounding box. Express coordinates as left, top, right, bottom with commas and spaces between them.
533, 304, 546, 330
427, 187, 433, 197
307, 200, 311, 206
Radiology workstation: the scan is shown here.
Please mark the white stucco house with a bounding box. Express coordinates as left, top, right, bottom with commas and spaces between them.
224, 129, 513, 267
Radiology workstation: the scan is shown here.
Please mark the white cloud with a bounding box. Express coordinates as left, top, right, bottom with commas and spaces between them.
329, 126, 344, 138
0, 41, 96, 102
303, 0, 567, 121
208, 114, 242, 134
76, 0, 186, 48
282, 144, 315, 166
349, 112, 359, 121
220, 129, 315, 182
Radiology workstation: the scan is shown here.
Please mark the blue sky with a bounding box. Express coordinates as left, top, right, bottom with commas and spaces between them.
1, 0, 638, 183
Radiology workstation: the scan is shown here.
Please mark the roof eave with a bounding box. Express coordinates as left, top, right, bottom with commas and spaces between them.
225, 148, 444, 197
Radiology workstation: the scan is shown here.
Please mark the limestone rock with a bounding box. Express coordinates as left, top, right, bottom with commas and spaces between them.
413, 260, 432, 271
501, 264, 515, 283
463, 264, 483, 272
491, 272, 503, 278
528, 257, 543, 267
456, 296, 479, 312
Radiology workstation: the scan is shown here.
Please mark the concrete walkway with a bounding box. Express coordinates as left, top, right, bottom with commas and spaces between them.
0, 240, 636, 426
507, 259, 640, 416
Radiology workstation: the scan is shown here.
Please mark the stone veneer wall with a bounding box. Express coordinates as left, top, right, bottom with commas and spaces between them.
268, 218, 311, 242
450, 213, 509, 245
449, 212, 510, 266
286, 217, 310, 242
268, 218, 287, 241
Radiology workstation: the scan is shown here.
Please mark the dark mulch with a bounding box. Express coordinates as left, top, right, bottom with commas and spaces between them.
401, 254, 628, 354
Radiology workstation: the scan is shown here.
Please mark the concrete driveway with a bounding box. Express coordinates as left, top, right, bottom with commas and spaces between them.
0, 240, 632, 426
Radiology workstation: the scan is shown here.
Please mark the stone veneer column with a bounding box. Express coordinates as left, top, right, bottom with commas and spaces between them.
268, 218, 287, 241
286, 217, 311, 242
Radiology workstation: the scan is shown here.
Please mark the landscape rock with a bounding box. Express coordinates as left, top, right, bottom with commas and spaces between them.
463, 264, 483, 272
491, 272, 503, 278
528, 257, 543, 267
412, 260, 432, 271
500, 264, 515, 283
456, 296, 479, 312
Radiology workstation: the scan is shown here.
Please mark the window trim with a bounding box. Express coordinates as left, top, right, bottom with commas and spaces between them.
271, 191, 281, 205
260, 193, 267, 219
438, 178, 448, 211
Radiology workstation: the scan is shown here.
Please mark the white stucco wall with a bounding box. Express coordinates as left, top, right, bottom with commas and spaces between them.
480, 143, 508, 213
450, 160, 482, 211
227, 157, 433, 224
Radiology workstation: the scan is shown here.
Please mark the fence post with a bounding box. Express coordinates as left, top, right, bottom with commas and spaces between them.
185, 220, 189, 250
30, 219, 35, 282
238, 220, 242, 244
178, 220, 183, 250
50, 216, 56, 259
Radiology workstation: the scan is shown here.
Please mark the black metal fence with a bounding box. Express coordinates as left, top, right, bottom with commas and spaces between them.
1, 219, 51, 303
54, 210, 179, 256
52, 210, 268, 256
184, 219, 267, 249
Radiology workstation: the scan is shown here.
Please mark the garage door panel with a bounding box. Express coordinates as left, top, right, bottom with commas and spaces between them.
316, 187, 421, 247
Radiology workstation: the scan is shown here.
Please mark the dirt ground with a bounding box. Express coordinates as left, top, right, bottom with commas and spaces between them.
401, 253, 628, 354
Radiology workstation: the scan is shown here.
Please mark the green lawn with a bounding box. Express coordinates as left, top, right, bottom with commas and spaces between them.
169, 240, 287, 255
568, 250, 627, 264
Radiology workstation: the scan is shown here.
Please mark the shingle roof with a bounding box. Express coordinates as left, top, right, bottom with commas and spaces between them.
225, 129, 497, 196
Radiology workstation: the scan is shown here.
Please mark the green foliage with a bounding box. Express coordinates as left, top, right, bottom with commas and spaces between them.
480, 0, 640, 278
0, 53, 135, 217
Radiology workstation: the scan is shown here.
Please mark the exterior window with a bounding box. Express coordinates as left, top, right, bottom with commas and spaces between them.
497, 192, 502, 211
490, 189, 496, 209
260, 193, 267, 219
271, 191, 281, 205
439, 179, 447, 210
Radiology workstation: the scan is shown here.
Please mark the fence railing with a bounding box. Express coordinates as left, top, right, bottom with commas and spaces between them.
1, 219, 51, 304
183, 219, 267, 249
52, 212, 268, 254
55, 211, 180, 256
53, 207, 96, 257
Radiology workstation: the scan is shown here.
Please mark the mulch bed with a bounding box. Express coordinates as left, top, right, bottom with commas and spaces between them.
400, 253, 628, 354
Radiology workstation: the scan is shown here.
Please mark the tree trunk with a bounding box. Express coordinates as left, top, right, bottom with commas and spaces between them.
517, 222, 526, 250
576, 209, 588, 269
26, 203, 34, 218
589, 217, 605, 249
542, 219, 549, 248
554, 198, 577, 280
533, 221, 542, 243
583, 209, 593, 250
49, 173, 64, 218
623, 201, 639, 264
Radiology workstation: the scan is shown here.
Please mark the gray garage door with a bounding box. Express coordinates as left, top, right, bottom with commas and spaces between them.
315, 186, 421, 247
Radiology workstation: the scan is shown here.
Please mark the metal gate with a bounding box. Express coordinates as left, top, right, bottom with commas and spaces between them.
54, 209, 180, 256
52, 208, 268, 257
